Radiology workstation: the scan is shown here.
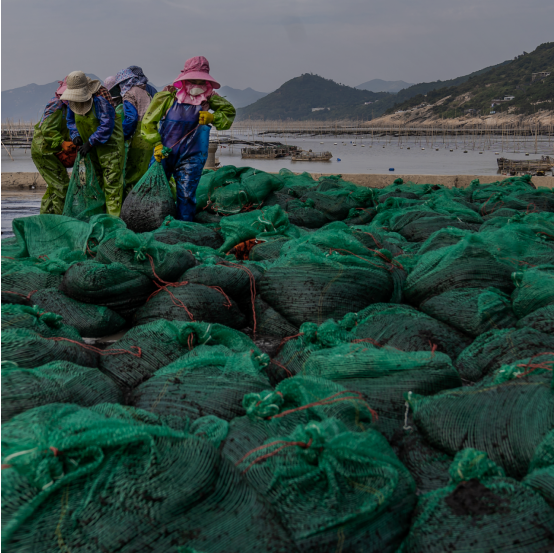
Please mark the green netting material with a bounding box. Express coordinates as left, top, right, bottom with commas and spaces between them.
62, 152, 106, 220
230, 419, 416, 552
399, 449, 554, 553
511, 264, 554, 318
420, 287, 517, 337
120, 160, 177, 233
408, 356, 554, 477
517, 304, 554, 334
1, 403, 296, 552
524, 430, 554, 507
1, 361, 122, 423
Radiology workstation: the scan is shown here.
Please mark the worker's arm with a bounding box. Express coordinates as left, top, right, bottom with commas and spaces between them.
208, 93, 236, 131
88, 96, 116, 146
66, 106, 80, 141
141, 90, 176, 145
38, 106, 66, 153
122, 100, 138, 140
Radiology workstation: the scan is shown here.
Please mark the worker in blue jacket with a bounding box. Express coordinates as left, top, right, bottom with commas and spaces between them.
61, 71, 125, 216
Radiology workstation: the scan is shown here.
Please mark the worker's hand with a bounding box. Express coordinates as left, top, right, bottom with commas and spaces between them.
79, 142, 93, 157
73, 136, 83, 147
199, 111, 214, 125
154, 143, 168, 163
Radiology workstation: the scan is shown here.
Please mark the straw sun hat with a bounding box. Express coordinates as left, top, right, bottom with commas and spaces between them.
60, 71, 101, 115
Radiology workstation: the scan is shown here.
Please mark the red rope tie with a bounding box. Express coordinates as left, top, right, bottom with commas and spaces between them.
37, 254, 49, 260
237, 438, 314, 474
41, 336, 142, 357
269, 390, 378, 422
207, 286, 233, 308
429, 341, 438, 355
217, 260, 258, 335
49, 447, 59, 457
187, 332, 194, 351
351, 337, 389, 349
516, 352, 554, 378
274, 332, 304, 358
1, 256, 15, 259
3, 290, 38, 300
270, 359, 293, 377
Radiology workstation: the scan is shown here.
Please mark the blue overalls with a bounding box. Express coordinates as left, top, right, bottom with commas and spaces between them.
151, 101, 210, 221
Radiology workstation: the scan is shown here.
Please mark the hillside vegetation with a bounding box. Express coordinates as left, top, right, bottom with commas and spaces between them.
236, 74, 391, 121
386, 42, 554, 118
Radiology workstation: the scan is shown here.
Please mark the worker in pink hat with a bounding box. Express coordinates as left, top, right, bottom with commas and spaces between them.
31, 76, 77, 214
142, 56, 235, 221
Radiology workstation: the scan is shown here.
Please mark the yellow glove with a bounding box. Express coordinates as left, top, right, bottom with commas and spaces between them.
199, 111, 214, 125
154, 143, 167, 163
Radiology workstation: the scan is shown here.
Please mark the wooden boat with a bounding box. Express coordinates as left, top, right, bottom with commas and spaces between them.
496, 155, 553, 172
291, 149, 333, 161
241, 147, 288, 159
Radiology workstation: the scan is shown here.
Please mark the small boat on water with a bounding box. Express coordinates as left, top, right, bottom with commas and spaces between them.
291, 149, 333, 161
497, 155, 553, 172
241, 145, 299, 159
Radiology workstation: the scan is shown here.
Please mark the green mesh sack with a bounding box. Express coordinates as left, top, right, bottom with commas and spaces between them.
60, 260, 154, 315
151, 216, 223, 249
62, 152, 106, 219
455, 327, 554, 381
407, 356, 554, 477
230, 419, 416, 553
1, 304, 83, 340
399, 448, 554, 553
300, 187, 374, 221
512, 265, 554, 318
1, 328, 98, 369
120, 160, 177, 233
419, 287, 517, 337
1, 361, 122, 423
0, 214, 93, 259
260, 248, 396, 327
195, 165, 247, 210
99, 320, 261, 392
391, 430, 452, 495
417, 227, 475, 255
31, 288, 125, 338
286, 199, 330, 229
517, 304, 554, 334
221, 376, 376, 463
398, 215, 480, 243
209, 167, 283, 214
2, 265, 62, 300
344, 206, 377, 226
403, 234, 514, 305
249, 237, 290, 261
254, 297, 299, 339
132, 347, 270, 423
218, 205, 300, 253
1, 403, 296, 553
268, 319, 355, 383
133, 282, 246, 328
96, 229, 196, 282
354, 303, 471, 360
302, 344, 461, 438
524, 430, 554, 507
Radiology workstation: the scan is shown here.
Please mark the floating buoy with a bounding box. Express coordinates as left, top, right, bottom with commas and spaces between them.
479, 152, 483, 154
334, 143, 337, 145
337, 158, 341, 161
320, 142, 324, 144
400, 146, 403, 149
450, 149, 453, 152
382, 145, 385, 148
525, 153, 530, 156
495, 152, 499, 155
361, 144, 365, 147
389, 168, 395, 172
436, 148, 439, 151
464, 150, 468, 153
421, 148, 425, 150
353, 144, 357, 146
407, 147, 410, 150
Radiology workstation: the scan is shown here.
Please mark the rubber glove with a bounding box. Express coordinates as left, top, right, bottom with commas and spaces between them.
79, 142, 93, 157
73, 136, 83, 147
154, 143, 167, 163
199, 111, 214, 125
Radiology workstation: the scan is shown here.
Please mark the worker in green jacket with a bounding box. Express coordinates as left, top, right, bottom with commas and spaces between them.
61, 71, 125, 217
31, 77, 76, 214
141, 56, 235, 221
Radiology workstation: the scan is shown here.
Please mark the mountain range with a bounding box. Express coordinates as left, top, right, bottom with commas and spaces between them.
356, 79, 414, 93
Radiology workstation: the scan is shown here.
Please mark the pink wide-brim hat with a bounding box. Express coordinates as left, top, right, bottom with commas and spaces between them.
173, 56, 220, 89
55, 76, 68, 98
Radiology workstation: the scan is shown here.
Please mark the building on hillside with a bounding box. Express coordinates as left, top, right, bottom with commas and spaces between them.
364, 101, 373, 105
465, 108, 480, 115
504, 96, 515, 101
532, 72, 551, 83
311, 107, 329, 112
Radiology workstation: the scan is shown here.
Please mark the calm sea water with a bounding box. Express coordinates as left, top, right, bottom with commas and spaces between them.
2, 132, 552, 237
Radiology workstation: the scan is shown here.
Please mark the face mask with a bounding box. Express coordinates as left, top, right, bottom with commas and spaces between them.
189, 86, 206, 96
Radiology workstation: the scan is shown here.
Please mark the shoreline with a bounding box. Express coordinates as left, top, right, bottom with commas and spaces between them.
2, 171, 554, 192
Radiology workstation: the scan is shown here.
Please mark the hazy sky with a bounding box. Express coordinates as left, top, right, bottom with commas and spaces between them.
2, 0, 553, 92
